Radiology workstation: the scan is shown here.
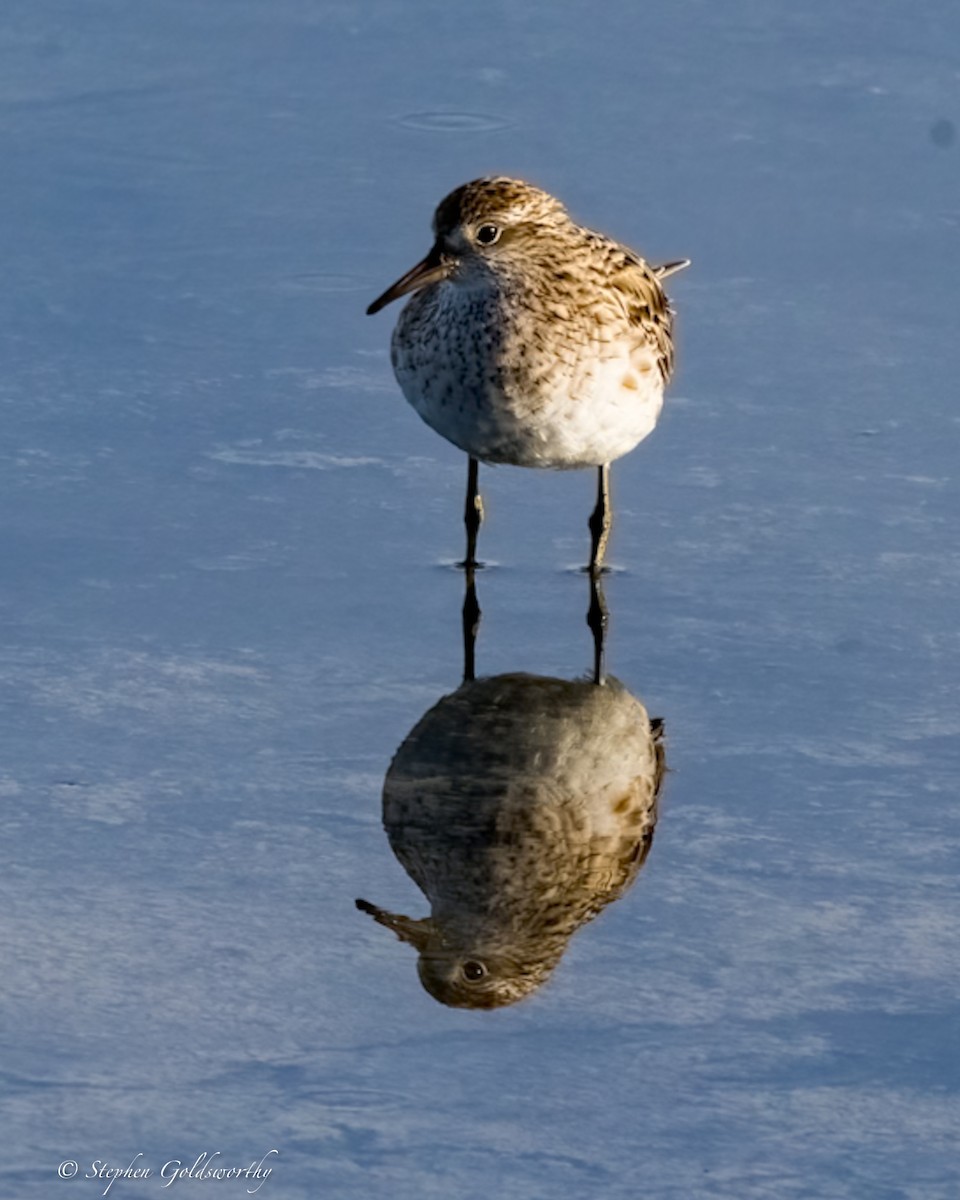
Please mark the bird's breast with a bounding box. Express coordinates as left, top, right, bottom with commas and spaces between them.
391, 279, 664, 468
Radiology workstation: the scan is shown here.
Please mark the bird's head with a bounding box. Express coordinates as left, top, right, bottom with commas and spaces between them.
366, 176, 568, 315
356, 896, 557, 1009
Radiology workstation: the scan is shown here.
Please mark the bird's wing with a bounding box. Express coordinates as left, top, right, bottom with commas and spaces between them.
604, 243, 678, 383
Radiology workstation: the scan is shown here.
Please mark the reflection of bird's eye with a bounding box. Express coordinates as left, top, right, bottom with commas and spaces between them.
462, 960, 487, 982
475, 224, 501, 246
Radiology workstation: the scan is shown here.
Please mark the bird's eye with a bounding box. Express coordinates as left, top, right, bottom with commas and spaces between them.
462, 960, 487, 982
475, 224, 501, 246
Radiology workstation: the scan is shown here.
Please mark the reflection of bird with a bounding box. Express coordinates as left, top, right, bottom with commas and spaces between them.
356, 673, 664, 1009
367, 176, 688, 570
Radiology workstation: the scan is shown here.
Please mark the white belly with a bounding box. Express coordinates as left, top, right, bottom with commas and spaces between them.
392, 306, 665, 469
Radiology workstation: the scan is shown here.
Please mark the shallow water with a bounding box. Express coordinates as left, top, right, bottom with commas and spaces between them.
1, 1, 958, 1197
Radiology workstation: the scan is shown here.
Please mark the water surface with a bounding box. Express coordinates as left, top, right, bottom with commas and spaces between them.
1, 2, 958, 1197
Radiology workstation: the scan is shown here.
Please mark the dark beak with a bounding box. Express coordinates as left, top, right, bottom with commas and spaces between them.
366, 242, 454, 315
355, 898, 434, 951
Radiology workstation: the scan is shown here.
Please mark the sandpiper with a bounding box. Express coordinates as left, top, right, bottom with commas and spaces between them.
367, 177, 687, 571
357, 672, 663, 1008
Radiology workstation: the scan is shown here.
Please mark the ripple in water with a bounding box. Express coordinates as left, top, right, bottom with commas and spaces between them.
393, 110, 512, 133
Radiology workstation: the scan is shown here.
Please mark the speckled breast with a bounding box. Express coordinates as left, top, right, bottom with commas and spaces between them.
390, 283, 664, 469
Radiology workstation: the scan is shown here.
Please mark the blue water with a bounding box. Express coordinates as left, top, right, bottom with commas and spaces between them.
1, 2, 958, 1197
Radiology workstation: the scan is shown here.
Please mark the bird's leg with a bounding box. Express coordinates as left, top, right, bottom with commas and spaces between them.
461, 557, 482, 683
460, 455, 484, 570
588, 463, 612, 574
586, 567, 609, 686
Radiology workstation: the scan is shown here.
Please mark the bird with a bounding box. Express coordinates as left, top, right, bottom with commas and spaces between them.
366, 176, 688, 571
356, 672, 665, 1009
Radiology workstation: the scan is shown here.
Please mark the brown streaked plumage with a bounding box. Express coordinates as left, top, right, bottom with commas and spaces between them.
356, 672, 665, 1009
367, 176, 688, 570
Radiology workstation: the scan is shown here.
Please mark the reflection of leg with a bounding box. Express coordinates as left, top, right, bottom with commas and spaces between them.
587, 568, 608, 686
461, 456, 484, 570
588, 463, 612, 574
462, 561, 482, 683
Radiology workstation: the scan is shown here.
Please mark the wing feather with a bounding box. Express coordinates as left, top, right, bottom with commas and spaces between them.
603, 242, 680, 383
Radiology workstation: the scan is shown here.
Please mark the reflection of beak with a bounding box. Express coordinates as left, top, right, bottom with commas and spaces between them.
355, 898, 433, 951
366, 242, 454, 315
